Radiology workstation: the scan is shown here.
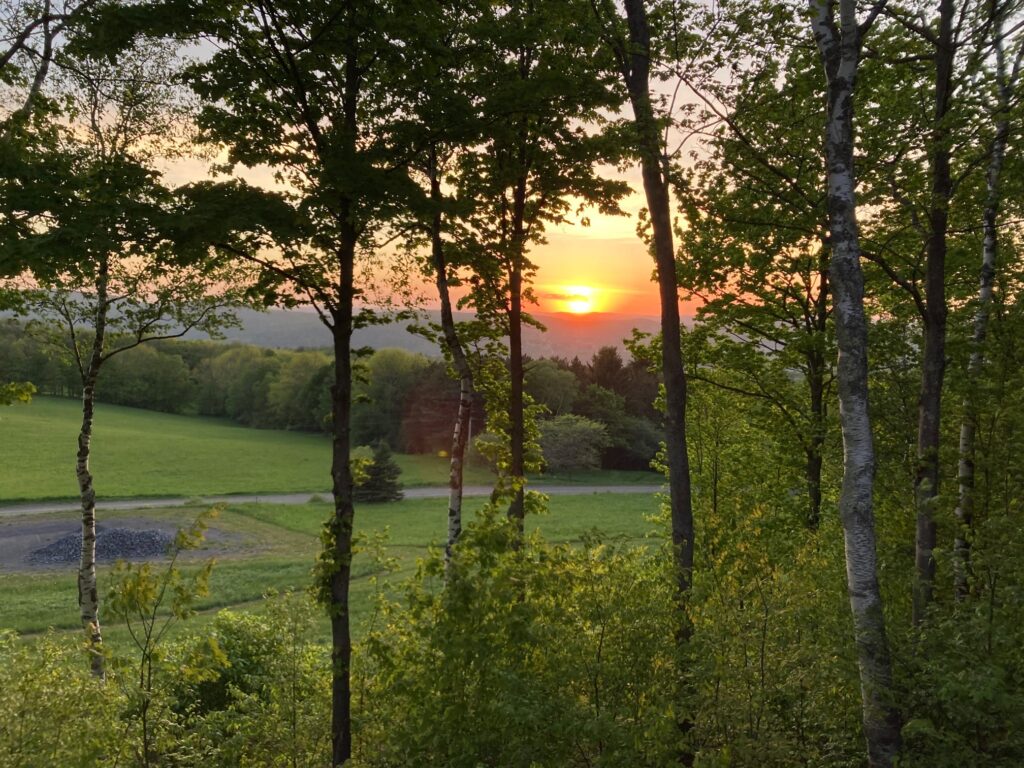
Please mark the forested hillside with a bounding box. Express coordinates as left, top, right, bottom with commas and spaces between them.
1, 321, 662, 470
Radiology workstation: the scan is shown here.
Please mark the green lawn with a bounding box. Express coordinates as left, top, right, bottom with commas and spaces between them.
0, 493, 663, 641
0, 397, 657, 502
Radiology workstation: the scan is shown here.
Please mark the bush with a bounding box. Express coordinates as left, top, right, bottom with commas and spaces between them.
538, 414, 609, 472
0, 632, 122, 767
173, 595, 332, 768
356, 510, 681, 767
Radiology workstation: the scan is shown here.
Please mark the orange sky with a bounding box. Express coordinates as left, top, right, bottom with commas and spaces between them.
531, 230, 659, 316
526, 177, 699, 318
164, 158, 687, 319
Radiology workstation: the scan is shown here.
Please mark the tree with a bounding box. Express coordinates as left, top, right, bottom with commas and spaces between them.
353, 441, 404, 503
401, 15, 488, 567
589, 0, 695, 627
676, 38, 835, 529
99, 344, 194, 413
268, 350, 332, 432
452, 0, 627, 538
587, 345, 625, 392
953, 0, 1024, 596
0, 0, 102, 128
351, 349, 430, 450
809, 0, 902, 762
176, 1, 442, 760
524, 359, 578, 416
538, 414, 609, 473
2, 45, 241, 676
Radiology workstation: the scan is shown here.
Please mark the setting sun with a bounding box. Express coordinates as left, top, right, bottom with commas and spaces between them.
563, 285, 596, 314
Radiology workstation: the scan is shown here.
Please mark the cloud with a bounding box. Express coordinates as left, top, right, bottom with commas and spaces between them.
539, 291, 588, 302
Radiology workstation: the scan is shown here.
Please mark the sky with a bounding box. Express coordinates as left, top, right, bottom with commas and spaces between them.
531, 184, 661, 317
164, 157, 680, 321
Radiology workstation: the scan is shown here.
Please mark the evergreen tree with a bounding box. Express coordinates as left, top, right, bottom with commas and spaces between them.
354, 442, 404, 503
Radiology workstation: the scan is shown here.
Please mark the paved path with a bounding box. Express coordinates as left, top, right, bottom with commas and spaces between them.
0, 484, 664, 518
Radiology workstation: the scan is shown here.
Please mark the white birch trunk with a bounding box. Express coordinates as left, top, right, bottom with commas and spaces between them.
811, 0, 901, 763
77, 382, 104, 677
953, 17, 1018, 596
446, 373, 472, 565
78, 260, 109, 678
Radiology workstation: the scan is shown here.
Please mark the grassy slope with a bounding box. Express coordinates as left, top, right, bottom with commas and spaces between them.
0, 493, 663, 641
0, 397, 656, 502
0, 397, 500, 500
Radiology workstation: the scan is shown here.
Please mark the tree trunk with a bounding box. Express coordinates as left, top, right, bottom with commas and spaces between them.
507, 173, 528, 537
326, 52, 362, 766
805, 336, 828, 529
78, 259, 109, 679
913, 0, 955, 624
616, 2, 695, 762
327, 224, 357, 766
428, 145, 475, 568
622, 0, 694, 618
811, 1, 901, 763
507, 257, 526, 535
77, 372, 104, 678
954, 23, 1013, 597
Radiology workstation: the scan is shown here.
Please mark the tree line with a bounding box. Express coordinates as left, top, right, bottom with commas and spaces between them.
0, 317, 662, 469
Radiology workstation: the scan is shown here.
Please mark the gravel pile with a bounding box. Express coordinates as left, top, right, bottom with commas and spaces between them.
27, 526, 175, 566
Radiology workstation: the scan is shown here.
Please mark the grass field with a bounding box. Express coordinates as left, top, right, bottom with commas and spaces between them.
0, 397, 657, 502
0, 493, 664, 644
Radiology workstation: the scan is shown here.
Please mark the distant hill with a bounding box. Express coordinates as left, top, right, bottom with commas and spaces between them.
210, 307, 673, 359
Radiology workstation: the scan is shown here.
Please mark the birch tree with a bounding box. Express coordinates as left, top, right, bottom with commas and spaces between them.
424, 145, 482, 567
953, 0, 1024, 596
849, 0, 1009, 621
401, 7, 487, 566
809, 0, 902, 763
1, 46, 241, 676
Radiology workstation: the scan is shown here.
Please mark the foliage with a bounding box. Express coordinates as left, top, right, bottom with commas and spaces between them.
524, 358, 578, 416
171, 595, 332, 768
0, 324, 663, 468
351, 349, 431, 449
2, 0, 1024, 765
0, 631, 121, 767
0, 380, 33, 405
106, 508, 219, 767
538, 414, 610, 472
357, 511, 680, 767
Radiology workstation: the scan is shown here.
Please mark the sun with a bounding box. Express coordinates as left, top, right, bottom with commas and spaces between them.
563, 285, 596, 314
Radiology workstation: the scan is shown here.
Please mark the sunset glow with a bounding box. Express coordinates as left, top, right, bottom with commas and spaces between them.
565, 285, 595, 314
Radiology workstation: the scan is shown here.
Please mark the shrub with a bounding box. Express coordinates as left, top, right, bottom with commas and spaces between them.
356, 508, 681, 767
538, 414, 609, 472
0, 631, 122, 768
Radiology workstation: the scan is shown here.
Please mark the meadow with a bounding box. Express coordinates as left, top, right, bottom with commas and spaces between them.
0, 395, 663, 648
0, 493, 664, 642
0, 396, 655, 502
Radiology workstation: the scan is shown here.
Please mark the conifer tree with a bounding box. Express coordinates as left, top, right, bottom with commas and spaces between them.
354, 441, 404, 504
